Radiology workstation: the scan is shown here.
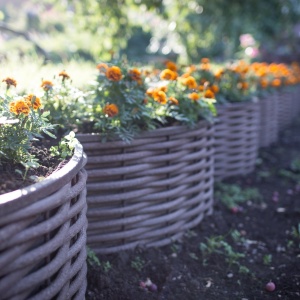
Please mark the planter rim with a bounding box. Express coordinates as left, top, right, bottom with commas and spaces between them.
216, 98, 258, 109
0, 143, 87, 216
76, 120, 212, 143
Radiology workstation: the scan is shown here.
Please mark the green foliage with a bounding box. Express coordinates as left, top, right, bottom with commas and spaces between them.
214, 183, 262, 209
0, 81, 55, 166
41, 71, 88, 134
199, 234, 248, 272
279, 157, 300, 184
50, 131, 79, 159
131, 256, 145, 272
86, 246, 101, 267
263, 254, 272, 265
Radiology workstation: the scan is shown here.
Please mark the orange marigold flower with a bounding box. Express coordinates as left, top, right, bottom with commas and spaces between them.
169, 97, 179, 105
164, 60, 177, 72
103, 103, 119, 117
160, 69, 178, 81
237, 81, 249, 90
106, 66, 122, 81
128, 68, 142, 82
198, 85, 205, 92
96, 63, 109, 73
210, 85, 219, 93
182, 76, 197, 89
201, 58, 210, 64
59, 70, 70, 81
9, 99, 30, 116
186, 65, 196, 74
204, 89, 215, 99
154, 90, 167, 105
2, 77, 17, 88
188, 92, 200, 101
25, 94, 42, 110
41, 80, 54, 91
260, 78, 269, 89
271, 78, 281, 87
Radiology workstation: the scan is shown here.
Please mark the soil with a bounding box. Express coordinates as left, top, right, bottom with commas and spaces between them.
0, 140, 67, 195
86, 117, 300, 300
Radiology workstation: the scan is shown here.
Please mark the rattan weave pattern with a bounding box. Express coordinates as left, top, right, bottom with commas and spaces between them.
77, 121, 214, 254
277, 90, 293, 131
0, 145, 88, 300
259, 94, 278, 148
214, 101, 260, 180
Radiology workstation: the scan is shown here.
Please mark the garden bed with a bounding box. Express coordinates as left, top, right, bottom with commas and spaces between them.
86, 117, 300, 300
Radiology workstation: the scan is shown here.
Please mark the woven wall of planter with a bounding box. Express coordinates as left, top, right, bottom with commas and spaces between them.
77, 121, 214, 254
259, 94, 278, 148
0, 145, 88, 300
214, 101, 260, 180
277, 90, 294, 131
292, 85, 300, 118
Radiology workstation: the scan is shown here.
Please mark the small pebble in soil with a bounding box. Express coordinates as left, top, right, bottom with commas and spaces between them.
272, 191, 279, 202
286, 189, 293, 195
227, 272, 233, 278
265, 281, 276, 292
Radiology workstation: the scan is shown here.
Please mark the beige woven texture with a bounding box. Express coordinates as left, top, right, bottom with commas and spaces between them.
77, 122, 214, 254
214, 101, 260, 180
259, 94, 278, 148
0, 145, 88, 300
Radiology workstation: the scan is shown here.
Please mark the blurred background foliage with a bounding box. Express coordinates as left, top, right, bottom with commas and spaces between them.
0, 0, 299, 66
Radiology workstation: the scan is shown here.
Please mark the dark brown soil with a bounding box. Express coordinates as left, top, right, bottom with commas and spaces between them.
0, 140, 66, 195
86, 117, 300, 300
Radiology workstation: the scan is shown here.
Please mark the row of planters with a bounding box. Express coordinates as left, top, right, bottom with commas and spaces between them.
0, 59, 300, 299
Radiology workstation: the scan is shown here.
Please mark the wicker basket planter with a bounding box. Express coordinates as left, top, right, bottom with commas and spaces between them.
258, 94, 278, 148
0, 144, 88, 300
214, 100, 260, 180
77, 121, 214, 254
277, 90, 294, 131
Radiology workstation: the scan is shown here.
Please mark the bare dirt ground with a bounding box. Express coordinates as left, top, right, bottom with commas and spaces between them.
86, 118, 300, 300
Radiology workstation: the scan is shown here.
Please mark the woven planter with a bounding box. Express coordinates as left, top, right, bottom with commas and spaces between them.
277, 90, 294, 131
0, 144, 88, 300
214, 100, 260, 180
259, 94, 278, 148
77, 121, 214, 254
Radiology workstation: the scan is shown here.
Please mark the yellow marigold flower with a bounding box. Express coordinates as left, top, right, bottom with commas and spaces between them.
9, 99, 30, 116
169, 97, 179, 105
204, 89, 215, 99
188, 92, 200, 101
59, 70, 70, 81
154, 90, 167, 105
96, 63, 109, 73
106, 66, 122, 81
214, 69, 224, 80
210, 85, 219, 93
2, 77, 17, 88
164, 60, 177, 72
182, 76, 197, 89
128, 68, 142, 83
103, 103, 119, 117
41, 80, 54, 91
160, 69, 178, 81
25, 94, 42, 110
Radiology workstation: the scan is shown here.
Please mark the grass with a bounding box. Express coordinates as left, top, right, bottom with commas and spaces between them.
0, 52, 96, 92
